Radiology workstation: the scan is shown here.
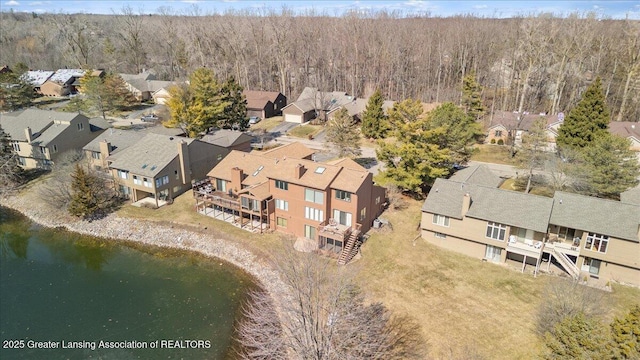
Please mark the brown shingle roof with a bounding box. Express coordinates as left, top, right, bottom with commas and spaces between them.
260, 142, 316, 160
243, 90, 282, 110
609, 121, 640, 141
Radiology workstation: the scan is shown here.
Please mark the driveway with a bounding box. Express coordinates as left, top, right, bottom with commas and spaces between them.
269, 121, 298, 138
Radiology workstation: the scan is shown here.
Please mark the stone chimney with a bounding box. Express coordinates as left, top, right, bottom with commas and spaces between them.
462, 193, 471, 218
25, 127, 33, 143
231, 167, 243, 191
177, 140, 191, 185
294, 163, 305, 179
99, 140, 112, 158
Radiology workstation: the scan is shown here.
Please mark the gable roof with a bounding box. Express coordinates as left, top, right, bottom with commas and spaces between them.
243, 90, 283, 110
108, 133, 195, 177
260, 142, 316, 160
49, 69, 85, 84
119, 70, 156, 82
423, 178, 553, 233
609, 121, 640, 142
449, 165, 503, 188
295, 87, 354, 112
200, 129, 253, 148
550, 191, 640, 242
621, 186, 640, 205
83, 126, 183, 155
22, 70, 54, 86
0, 109, 87, 143
326, 157, 366, 171
487, 111, 556, 132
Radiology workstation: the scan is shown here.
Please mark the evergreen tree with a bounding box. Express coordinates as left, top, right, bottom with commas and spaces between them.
79, 73, 106, 118
0, 72, 35, 111
80, 73, 135, 119
610, 305, 640, 359
361, 89, 389, 139
461, 71, 485, 121
544, 313, 612, 360
0, 124, 22, 193
557, 78, 611, 151
377, 99, 451, 195
68, 164, 113, 219
220, 76, 247, 130
326, 107, 362, 158
579, 134, 640, 199
426, 102, 483, 165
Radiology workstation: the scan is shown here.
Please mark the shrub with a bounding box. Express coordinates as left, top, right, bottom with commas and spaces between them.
490, 138, 496, 144
497, 139, 504, 145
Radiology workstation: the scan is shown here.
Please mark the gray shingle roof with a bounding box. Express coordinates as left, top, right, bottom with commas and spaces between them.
449, 165, 503, 188
0, 109, 86, 142
621, 186, 640, 205
200, 130, 253, 148
551, 192, 640, 242
423, 178, 553, 233
83, 128, 150, 154
108, 133, 195, 177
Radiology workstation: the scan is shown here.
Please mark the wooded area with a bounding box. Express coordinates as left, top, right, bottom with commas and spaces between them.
1, 9, 638, 120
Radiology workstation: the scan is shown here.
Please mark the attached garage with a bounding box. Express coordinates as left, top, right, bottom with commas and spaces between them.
282, 100, 316, 123
284, 113, 302, 123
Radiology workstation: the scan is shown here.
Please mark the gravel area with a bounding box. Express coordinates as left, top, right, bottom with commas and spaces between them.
0, 194, 288, 313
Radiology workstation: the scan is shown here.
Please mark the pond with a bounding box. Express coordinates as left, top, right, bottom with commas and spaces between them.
0, 207, 256, 359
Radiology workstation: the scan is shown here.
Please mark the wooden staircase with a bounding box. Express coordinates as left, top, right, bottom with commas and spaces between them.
551, 247, 580, 279
337, 230, 361, 265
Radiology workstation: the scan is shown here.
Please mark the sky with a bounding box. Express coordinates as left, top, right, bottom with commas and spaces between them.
0, 0, 639, 19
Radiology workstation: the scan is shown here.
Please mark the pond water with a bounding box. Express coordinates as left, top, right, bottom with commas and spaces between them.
0, 207, 256, 359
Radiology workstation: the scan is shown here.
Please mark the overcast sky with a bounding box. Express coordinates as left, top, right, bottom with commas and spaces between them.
1, 0, 639, 19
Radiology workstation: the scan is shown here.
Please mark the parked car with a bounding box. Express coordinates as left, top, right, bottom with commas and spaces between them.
141, 114, 159, 122
249, 116, 261, 125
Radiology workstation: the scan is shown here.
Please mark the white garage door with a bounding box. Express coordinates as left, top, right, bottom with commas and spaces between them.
284, 113, 302, 123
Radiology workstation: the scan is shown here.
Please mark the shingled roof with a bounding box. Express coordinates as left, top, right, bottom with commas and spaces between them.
0, 109, 87, 143
449, 165, 503, 188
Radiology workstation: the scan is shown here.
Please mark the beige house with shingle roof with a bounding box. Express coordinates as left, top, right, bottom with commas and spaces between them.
195, 142, 386, 264
0, 109, 107, 169
421, 173, 640, 286
108, 133, 228, 206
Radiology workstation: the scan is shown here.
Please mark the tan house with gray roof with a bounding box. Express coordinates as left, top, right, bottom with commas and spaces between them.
194, 142, 386, 264
421, 174, 640, 286
108, 133, 228, 207
0, 109, 107, 170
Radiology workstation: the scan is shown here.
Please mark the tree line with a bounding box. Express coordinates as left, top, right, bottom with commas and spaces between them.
1, 9, 638, 121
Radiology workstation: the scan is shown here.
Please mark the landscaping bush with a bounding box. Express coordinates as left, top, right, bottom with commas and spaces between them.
490, 138, 496, 144
497, 139, 504, 145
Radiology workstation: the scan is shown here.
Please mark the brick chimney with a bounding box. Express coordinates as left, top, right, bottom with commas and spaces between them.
231, 167, 243, 191
462, 193, 471, 218
177, 140, 191, 185
24, 127, 33, 143
294, 163, 305, 179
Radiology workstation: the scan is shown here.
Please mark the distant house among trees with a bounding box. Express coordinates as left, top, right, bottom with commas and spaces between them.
485, 110, 557, 147
119, 70, 176, 103
242, 90, 286, 119
21, 70, 54, 94
39, 69, 86, 97
282, 87, 354, 123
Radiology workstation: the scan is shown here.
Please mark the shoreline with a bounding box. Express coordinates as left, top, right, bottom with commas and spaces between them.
0, 195, 287, 310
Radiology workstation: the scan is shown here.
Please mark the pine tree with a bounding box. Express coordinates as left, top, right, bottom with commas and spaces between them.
326, 107, 362, 158
461, 71, 485, 121
557, 78, 611, 151
0, 72, 35, 111
68, 164, 101, 218
610, 305, 640, 359
102, 74, 136, 110
361, 89, 389, 139
579, 134, 640, 199
544, 313, 612, 360
220, 76, 247, 130
426, 102, 483, 165
0, 124, 22, 193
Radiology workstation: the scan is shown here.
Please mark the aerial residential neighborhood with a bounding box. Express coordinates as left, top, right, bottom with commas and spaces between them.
1, 2, 639, 359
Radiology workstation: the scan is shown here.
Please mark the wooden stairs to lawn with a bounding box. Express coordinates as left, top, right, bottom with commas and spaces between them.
550, 247, 580, 279
338, 229, 361, 265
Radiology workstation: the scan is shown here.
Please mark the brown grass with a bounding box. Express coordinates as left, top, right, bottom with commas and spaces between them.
249, 116, 284, 131
471, 144, 518, 165
287, 124, 322, 138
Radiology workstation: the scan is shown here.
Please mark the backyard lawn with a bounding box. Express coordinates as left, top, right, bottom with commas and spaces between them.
249, 116, 284, 132
471, 144, 518, 165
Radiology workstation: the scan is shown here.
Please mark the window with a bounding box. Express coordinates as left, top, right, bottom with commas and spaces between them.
118, 185, 130, 195
40, 146, 46, 154
581, 258, 601, 276
333, 210, 352, 227
52, 145, 58, 153
335, 190, 351, 202
314, 166, 326, 174
275, 199, 288, 211
432, 214, 450, 227
77, 122, 84, 131
305, 188, 324, 204
155, 175, 169, 188
375, 196, 381, 205
174, 170, 179, 180
585, 233, 609, 253
277, 217, 288, 228
275, 180, 288, 190
216, 178, 227, 192
217, 154, 223, 161
242, 197, 260, 211
133, 175, 141, 185
17, 157, 26, 166
485, 245, 502, 263
486, 222, 507, 241
304, 225, 316, 240
434, 232, 447, 239
173, 185, 182, 193
117, 170, 129, 179
92, 151, 101, 159
494, 130, 502, 137
11, 142, 20, 152
305, 207, 324, 222
143, 178, 152, 188
360, 207, 366, 221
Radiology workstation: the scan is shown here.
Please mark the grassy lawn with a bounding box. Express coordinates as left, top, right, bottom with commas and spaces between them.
471, 144, 518, 166
249, 116, 284, 132
287, 124, 323, 138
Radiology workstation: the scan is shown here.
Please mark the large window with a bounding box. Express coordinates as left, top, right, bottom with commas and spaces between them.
155, 175, 169, 187
133, 175, 141, 185
335, 190, 351, 202
275, 180, 288, 190
216, 178, 227, 192
304, 225, 316, 240
275, 199, 288, 211
486, 222, 507, 241
92, 151, 101, 159
241, 197, 260, 211
117, 170, 129, 179
485, 245, 502, 263
305, 207, 324, 222
305, 188, 324, 204
585, 233, 609, 253
277, 217, 288, 228
432, 214, 450, 227
581, 258, 601, 276
333, 210, 352, 227
143, 177, 152, 188
11, 142, 20, 152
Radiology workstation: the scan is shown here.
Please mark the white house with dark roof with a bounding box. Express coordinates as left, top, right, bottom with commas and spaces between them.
0, 109, 107, 169
421, 169, 640, 286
